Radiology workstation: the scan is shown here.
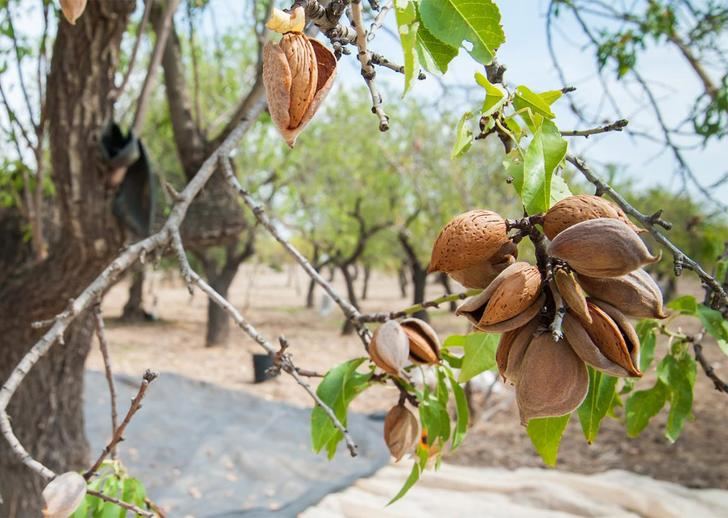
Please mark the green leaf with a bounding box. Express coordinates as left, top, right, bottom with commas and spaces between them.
577, 368, 617, 443
311, 358, 371, 458
527, 414, 571, 467
388, 446, 429, 505
667, 295, 698, 314
454, 332, 500, 382
539, 89, 563, 106
697, 305, 728, 355
658, 353, 696, 442
451, 112, 474, 158
420, 396, 451, 444
395, 0, 419, 94
625, 380, 667, 437
419, 0, 505, 66
636, 319, 659, 372
513, 85, 556, 119
441, 349, 463, 369
447, 371, 469, 450
520, 120, 568, 214
416, 24, 458, 74
474, 72, 506, 117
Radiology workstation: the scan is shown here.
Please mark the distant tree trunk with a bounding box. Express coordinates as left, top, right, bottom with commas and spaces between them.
306, 276, 317, 308
361, 264, 372, 301
0, 3, 134, 514
398, 263, 408, 298
439, 272, 457, 312
121, 268, 148, 321
340, 263, 360, 334
399, 230, 429, 322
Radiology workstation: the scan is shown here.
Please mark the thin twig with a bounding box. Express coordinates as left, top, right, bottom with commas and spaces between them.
561, 119, 628, 137
132, 0, 182, 134
693, 342, 728, 394
356, 290, 482, 323
85, 370, 158, 480
93, 305, 119, 459
220, 157, 372, 345
111, 0, 153, 101
566, 154, 728, 308
351, 0, 389, 131
86, 489, 155, 518
549, 280, 565, 341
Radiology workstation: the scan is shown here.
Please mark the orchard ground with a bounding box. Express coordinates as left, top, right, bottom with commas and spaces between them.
89, 264, 728, 491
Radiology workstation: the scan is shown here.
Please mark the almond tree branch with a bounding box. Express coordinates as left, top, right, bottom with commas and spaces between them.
86, 489, 155, 518
351, 0, 389, 131
111, 0, 153, 101
84, 370, 159, 479
561, 119, 629, 137
93, 305, 119, 459
566, 154, 728, 308
220, 157, 373, 345
693, 342, 728, 394
355, 290, 482, 323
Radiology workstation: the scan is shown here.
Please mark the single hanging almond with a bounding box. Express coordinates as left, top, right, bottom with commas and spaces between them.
548, 218, 659, 277
543, 194, 643, 239
516, 333, 589, 424
383, 404, 420, 461
400, 318, 441, 364
60, 0, 87, 25
496, 317, 540, 384
576, 269, 666, 319
263, 7, 337, 147
42, 472, 87, 518
562, 312, 629, 377
580, 301, 641, 377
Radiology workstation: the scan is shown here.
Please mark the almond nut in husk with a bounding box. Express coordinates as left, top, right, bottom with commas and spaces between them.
496, 317, 540, 384
369, 320, 409, 377
576, 269, 666, 319
428, 210, 512, 278
456, 262, 543, 332
384, 405, 419, 461
516, 333, 589, 424
400, 318, 441, 364
543, 194, 643, 240
580, 301, 641, 377
263, 28, 336, 147
562, 311, 629, 377
554, 268, 591, 323
42, 472, 87, 518
60, 0, 87, 25
548, 218, 659, 278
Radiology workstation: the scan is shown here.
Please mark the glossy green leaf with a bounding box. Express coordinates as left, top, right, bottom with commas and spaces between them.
395, 0, 419, 94
520, 119, 569, 214
625, 380, 667, 437
577, 368, 617, 443
474, 72, 506, 117
447, 370, 469, 450
658, 353, 696, 442
445, 332, 499, 382
667, 295, 698, 314
416, 24, 458, 73
311, 358, 371, 458
451, 112, 474, 158
527, 413, 571, 467
636, 319, 659, 372
539, 89, 563, 106
514, 85, 556, 119
697, 304, 728, 355
419, 0, 505, 65
388, 446, 429, 505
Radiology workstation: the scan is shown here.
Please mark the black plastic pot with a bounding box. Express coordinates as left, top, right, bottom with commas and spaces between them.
253, 353, 275, 384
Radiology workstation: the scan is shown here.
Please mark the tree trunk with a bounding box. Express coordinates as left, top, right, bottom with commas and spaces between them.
438, 272, 457, 312
340, 264, 360, 335
0, 3, 134, 514
411, 266, 429, 322
398, 264, 408, 298
306, 276, 317, 308
361, 264, 371, 301
121, 267, 148, 321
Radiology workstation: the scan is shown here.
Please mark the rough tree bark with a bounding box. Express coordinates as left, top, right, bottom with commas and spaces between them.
399, 230, 429, 322
0, 3, 135, 514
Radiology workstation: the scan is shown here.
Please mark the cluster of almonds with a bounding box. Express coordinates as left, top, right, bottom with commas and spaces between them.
368, 318, 442, 460
262, 7, 337, 147
428, 195, 666, 423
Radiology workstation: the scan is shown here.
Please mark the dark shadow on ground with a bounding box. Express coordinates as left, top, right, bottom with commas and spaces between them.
85, 370, 389, 517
